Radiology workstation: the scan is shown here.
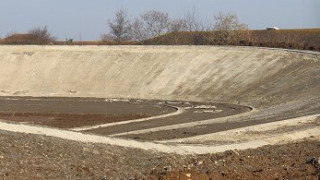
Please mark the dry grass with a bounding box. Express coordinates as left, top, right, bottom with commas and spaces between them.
53, 40, 137, 45
0, 34, 35, 45
249, 29, 320, 50
142, 29, 320, 51
1, 29, 319, 51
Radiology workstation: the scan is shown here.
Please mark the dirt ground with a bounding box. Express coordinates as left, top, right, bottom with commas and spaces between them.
86, 102, 250, 137
148, 139, 320, 180
0, 97, 319, 179
0, 97, 251, 136
0, 112, 149, 129
0, 130, 319, 179
0, 97, 175, 128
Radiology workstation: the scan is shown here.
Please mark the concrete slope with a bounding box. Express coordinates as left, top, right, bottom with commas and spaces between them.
0, 46, 319, 108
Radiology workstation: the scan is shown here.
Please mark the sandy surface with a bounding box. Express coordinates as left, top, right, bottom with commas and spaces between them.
0, 46, 319, 109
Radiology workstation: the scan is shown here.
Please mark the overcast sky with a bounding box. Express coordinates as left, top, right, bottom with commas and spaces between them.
0, 0, 319, 40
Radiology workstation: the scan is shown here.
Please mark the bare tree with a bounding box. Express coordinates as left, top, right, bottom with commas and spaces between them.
183, 7, 209, 32
108, 9, 131, 43
167, 18, 188, 45
100, 33, 114, 42
129, 18, 148, 41
28, 26, 55, 44
184, 8, 197, 31
213, 13, 250, 45
141, 10, 170, 38
169, 18, 188, 32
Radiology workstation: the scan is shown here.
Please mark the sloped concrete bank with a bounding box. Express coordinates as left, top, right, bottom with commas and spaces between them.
0, 45, 319, 109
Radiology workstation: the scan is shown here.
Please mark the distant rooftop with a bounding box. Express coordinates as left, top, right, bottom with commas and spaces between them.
4, 34, 33, 41
266, 27, 280, 30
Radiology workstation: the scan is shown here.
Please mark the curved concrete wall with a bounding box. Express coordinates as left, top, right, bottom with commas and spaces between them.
0, 46, 319, 108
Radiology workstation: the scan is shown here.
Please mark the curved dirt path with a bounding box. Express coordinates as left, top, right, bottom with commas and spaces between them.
70, 105, 184, 131
110, 108, 257, 137
160, 114, 320, 143
0, 114, 319, 155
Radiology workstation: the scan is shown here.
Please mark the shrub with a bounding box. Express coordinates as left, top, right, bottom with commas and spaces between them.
28, 26, 56, 44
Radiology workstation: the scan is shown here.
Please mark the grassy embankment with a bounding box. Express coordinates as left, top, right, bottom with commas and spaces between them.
142, 29, 320, 51
0, 29, 319, 51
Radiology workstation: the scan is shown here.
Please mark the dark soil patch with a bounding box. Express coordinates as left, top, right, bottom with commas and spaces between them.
147, 140, 320, 180
0, 112, 148, 128
0, 96, 175, 128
